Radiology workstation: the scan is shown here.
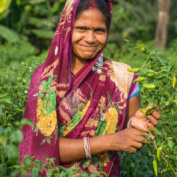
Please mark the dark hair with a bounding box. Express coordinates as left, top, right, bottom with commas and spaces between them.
75, 0, 111, 31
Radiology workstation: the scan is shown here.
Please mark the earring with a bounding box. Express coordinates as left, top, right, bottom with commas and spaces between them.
92, 54, 103, 74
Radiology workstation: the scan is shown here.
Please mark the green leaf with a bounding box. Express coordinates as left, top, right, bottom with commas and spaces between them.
31, 29, 54, 39
4, 144, 19, 165
20, 119, 34, 128
167, 140, 173, 151
47, 169, 53, 177
59, 171, 67, 177
98, 171, 108, 176
0, 25, 20, 42
32, 168, 39, 177
10, 130, 23, 144
142, 133, 152, 144
28, 0, 46, 5
83, 160, 89, 168
0, 98, 12, 104
169, 155, 176, 161
0, 0, 12, 14
153, 128, 162, 137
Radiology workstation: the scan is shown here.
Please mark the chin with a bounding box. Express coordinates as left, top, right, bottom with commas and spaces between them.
83, 51, 101, 59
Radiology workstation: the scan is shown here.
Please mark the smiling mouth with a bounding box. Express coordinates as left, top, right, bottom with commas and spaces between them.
79, 44, 97, 50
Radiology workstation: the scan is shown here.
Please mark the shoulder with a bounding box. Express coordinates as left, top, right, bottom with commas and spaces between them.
111, 61, 131, 72
103, 59, 135, 95
104, 59, 132, 76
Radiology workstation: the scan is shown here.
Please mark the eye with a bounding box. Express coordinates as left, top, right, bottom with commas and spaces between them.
74, 26, 87, 31
95, 28, 107, 34
79, 27, 86, 30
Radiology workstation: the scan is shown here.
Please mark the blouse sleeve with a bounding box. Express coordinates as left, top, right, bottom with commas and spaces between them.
129, 82, 140, 99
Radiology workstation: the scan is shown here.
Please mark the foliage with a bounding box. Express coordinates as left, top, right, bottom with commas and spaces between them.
109, 0, 158, 46
0, 0, 66, 49
1, 0, 177, 176
120, 42, 177, 177
0, 41, 37, 68
0, 53, 104, 177
1, 41, 177, 176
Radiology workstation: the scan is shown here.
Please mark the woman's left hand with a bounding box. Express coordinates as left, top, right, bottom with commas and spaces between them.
130, 105, 161, 132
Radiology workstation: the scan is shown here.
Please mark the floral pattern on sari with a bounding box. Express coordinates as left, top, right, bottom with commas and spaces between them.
19, 0, 137, 176
34, 75, 58, 143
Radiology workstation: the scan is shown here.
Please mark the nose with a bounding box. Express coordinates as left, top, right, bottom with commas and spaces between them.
84, 30, 95, 43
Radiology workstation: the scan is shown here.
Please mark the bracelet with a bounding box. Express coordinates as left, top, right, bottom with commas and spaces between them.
83, 137, 92, 159
127, 117, 134, 128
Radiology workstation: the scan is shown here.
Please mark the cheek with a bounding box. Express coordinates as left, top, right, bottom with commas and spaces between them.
97, 34, 107, 47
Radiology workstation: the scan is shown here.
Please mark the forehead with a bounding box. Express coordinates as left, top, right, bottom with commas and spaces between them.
74, 8, 106, 28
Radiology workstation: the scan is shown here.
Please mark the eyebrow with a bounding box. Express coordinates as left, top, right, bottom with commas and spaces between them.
74, 26, 107, 31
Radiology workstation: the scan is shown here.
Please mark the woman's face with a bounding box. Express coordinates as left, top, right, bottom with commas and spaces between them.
72, 8, 108, 61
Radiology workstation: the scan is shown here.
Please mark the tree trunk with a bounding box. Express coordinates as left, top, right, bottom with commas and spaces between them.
155, 0, 171, 52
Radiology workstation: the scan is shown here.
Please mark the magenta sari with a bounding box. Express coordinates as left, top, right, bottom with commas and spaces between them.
18, 0, 138, 176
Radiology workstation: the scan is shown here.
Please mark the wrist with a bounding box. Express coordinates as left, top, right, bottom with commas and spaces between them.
127, 117, 134, 128
104, 134, 114, 151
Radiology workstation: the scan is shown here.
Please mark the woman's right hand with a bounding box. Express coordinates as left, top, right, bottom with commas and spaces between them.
109, 128, 154, 153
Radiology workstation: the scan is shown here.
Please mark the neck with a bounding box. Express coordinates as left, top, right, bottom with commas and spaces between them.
70, 52, 89, 75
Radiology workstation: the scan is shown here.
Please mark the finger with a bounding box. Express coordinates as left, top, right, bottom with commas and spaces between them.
150, 111, 161, 119
131, 141, 144, 149
156, 106, 162, 114
132, 128, 155, 140
132, 135, 147, 144
129, 147, 138, 153
146, 123, 155, 132
146, 115, 159, 126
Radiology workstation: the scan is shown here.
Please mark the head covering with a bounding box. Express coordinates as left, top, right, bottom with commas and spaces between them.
19, 0, 137, 176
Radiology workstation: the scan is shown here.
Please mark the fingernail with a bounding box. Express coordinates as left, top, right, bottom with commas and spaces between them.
148, 120, 151, 123
150, 136, 154, 140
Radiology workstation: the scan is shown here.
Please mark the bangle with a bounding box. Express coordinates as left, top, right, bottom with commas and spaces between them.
127, 117, 134, 128
83, 137, 92, 159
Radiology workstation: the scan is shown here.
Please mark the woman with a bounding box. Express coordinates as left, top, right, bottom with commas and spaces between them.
19, 0, 161, 176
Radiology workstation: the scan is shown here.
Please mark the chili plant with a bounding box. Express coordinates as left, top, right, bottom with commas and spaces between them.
122, 42, 177, 177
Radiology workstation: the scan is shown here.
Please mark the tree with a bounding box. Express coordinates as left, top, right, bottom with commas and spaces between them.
155, 0, 171, 52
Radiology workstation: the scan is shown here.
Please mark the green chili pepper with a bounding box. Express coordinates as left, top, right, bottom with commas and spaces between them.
148, 69, 155, 73
162, 101, 170, 110
140, 104, 157, 115
172, 75, 176, 88
127, 68, 140, 73
143, 83, 156, 89
153, 155, 158, 177
157, 146, 162, 161
133, 77, 145, 83
146, 73, 154, 77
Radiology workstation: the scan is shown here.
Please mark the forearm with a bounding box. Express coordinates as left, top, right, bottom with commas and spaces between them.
59, 134, 111, 164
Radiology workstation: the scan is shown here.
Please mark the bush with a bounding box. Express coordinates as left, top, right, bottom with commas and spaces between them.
0, 43, 177, 176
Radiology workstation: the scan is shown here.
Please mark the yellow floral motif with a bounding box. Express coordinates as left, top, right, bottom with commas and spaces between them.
36, 99, 57, 136
98, 152, 110, 167
81, 100, 90, 118
105, 108, 118, 135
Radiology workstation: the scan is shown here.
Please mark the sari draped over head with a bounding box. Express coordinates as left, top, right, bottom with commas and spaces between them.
18, 0, 138, 176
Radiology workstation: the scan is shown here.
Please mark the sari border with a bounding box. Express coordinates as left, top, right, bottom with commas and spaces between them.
107, 154, 117, 177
